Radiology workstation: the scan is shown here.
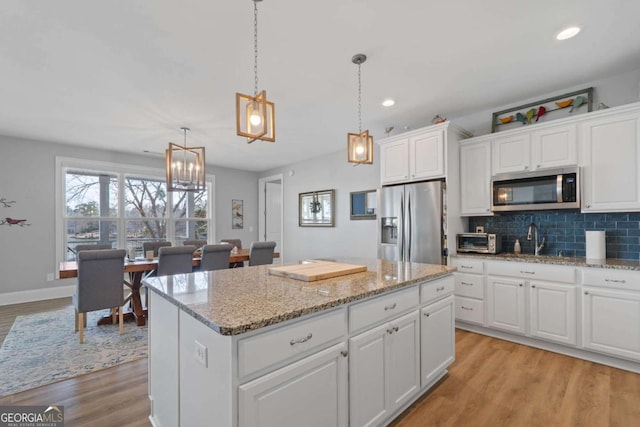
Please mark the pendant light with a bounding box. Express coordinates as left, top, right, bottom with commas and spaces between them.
347, 53, 373, 165
236, 0, 275, 143
166, 127, 206, 192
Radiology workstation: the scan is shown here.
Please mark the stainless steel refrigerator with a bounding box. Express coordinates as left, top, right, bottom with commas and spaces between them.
377, 180, 445, 264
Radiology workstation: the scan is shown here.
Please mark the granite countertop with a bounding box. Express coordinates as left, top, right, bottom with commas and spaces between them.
143, 258, 455, 336
452, 253, 640, 271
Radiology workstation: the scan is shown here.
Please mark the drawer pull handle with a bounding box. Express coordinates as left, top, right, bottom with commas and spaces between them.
605, 279, 626, 284
461, 306, 473, 311
387, 328, 393, 334
460, 265, 473, 269
384, 303, 397, 311
461, 281, 473, 286
436, 286, 445, 291
424, 312, 430, 317
584, 291, 589, 295
341, 351, 348, 357
531, 285, 536, 288
290, 333, 313, 346
393, 326, 399, 332
520, 270, 535, 275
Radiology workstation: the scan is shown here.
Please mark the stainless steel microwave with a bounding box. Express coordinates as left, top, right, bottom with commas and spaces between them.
456, 233, 502, 254
491, 166, 580, 212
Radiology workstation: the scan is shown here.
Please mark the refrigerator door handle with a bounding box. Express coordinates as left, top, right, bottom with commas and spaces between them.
400, 193, 404, 261
407, 191, 412, 261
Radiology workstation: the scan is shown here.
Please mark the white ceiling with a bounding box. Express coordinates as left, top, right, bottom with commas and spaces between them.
2, 1, 640, 172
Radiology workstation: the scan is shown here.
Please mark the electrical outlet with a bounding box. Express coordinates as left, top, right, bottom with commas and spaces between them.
194, 340, 207, 367
46, 273, 54, 281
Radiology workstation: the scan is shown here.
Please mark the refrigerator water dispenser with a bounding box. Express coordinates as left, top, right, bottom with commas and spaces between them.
381, 217, 398, 244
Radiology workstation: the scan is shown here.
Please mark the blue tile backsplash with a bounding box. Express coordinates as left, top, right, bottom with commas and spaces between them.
468, 211, 640, 260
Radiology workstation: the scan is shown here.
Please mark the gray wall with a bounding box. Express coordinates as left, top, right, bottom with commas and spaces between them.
261, 148, 380, 263
0, 135, 258, 300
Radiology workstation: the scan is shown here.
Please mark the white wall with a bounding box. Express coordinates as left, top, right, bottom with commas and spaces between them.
0, 136, 258, 302
260, 148, 380, 263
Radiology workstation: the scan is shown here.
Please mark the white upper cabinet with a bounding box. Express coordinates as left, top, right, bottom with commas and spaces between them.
580, 109, 640, 212
492, 123, 577, 175
380, 130, 444, 185
460, 140, 492, 216
380, 138, 410, 184
492, 133, 531, 174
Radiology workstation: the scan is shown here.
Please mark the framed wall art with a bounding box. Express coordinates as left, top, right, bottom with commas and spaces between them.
232, 199, 243, 229
299, 189, 335, 227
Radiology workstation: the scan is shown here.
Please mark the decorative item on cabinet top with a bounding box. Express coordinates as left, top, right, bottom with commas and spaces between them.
491, 87, 593, 133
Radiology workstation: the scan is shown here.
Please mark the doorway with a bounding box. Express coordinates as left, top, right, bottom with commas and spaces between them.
258, 174, 283, 262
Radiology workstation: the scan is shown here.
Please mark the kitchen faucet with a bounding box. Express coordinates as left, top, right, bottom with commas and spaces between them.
527, 222, 545, 256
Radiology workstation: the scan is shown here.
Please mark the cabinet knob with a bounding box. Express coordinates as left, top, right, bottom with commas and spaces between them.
424, 312, 430, 317
531, 285, 536, 288
584, 291, 589, 295
486, 208, 490, 212
524, 165, 529, 170
519, 283, 523, 287
585, 204, 591, 208
393, 326, 399, 332
341, 351, 348, 358
536, 165, 541, 169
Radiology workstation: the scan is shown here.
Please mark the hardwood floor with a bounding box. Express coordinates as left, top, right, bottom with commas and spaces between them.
1, 300, 639, 426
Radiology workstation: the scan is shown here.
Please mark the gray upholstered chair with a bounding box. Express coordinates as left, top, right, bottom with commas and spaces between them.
75, 243, 112, 252
183, 239, 207, 249
200, 243, 233, 271
157, 245, 196, 276
249, 241, 277, 266
73, 249, 126, 344
143, 241, 172, 257
221, 238, 243, 268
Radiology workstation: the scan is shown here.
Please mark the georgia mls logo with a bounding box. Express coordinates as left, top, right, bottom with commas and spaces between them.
0, 405, 64, 427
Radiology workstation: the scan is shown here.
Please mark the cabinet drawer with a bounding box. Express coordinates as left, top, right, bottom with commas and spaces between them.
349, 286, 419, 333
487, 261, 575, 283
455, 296, 484, 325
238, 309, 346, 379
421, 276, 454, 305
451, 258, 484, 274
455, 273, 484, 299
582, 268, 640, 291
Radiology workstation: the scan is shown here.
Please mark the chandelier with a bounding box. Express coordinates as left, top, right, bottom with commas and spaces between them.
166, 127, 205, 192
347, 53, 373, 165
236, 0, 275, 143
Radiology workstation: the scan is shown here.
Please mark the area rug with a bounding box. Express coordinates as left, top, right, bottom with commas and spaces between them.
0, 307, 147, 397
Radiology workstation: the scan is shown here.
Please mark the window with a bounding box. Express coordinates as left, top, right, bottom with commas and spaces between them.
57, 157, 213, 262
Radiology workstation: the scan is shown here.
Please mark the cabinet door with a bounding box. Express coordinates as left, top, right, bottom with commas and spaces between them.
410, 130, 444, 180
380, 138, 409, 185
531, 124, 577, 169
349, 322, 388, 427
582, 287, 640, 361
386, 310, 420, 412
529, 281, 577, 346
487, 276, 526, 334
460, 141, 492, 215
239, 342, 348, 427
581, 111, 640, 212
421, 296, 455, 387
492, 134, 531, 174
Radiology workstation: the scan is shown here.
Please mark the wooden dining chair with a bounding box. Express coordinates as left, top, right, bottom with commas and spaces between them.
200, 243, 233, 271
143, 241, 172, 257
157, 245, 197, 276
183, 239, 207, 249
73, 249, 126, 344
248, 241, 277, 266
221, 238, 243, 267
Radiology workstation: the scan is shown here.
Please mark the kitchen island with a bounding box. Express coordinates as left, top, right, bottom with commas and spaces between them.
143, 258, 455, 427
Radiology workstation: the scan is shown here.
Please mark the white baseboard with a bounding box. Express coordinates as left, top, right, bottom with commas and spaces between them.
0, 285, 75, 306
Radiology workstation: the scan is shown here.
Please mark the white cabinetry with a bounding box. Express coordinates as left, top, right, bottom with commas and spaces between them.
239, 343, 348, 427
420, 295, 455, 387
529, 280, 577, 346
460, 140, 492, 216
380, 130, 444, 185
487, 275, 526, 334
582, 269, 640, 361
349, 310, 420, 427
580, 109, 640, 212
492, 124, 577, 175
451, 258, 485, 325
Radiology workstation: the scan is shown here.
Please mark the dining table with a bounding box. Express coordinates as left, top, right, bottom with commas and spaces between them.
58, 248, 280, 326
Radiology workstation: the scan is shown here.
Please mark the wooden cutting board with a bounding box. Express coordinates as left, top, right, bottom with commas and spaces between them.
268, 261, 367, 282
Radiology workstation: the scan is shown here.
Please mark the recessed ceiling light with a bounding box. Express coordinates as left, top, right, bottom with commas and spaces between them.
556, 26, 581, 40
382, 99, 395, 107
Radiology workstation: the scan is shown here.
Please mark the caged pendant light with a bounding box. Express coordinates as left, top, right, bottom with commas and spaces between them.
166, 127, 206, 192
347, 53, 373, 165
236, 0, 275, 143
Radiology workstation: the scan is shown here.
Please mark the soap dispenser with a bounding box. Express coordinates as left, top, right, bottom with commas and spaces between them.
514, 239, 521, 255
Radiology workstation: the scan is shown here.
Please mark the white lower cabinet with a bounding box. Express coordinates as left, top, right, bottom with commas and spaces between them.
239, 342, 348, 427
421, 295, 455, 387
487, 276, 526, 335
349, 310, 420, 427
529, 280, 577, 346
582, 287, 640, 361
